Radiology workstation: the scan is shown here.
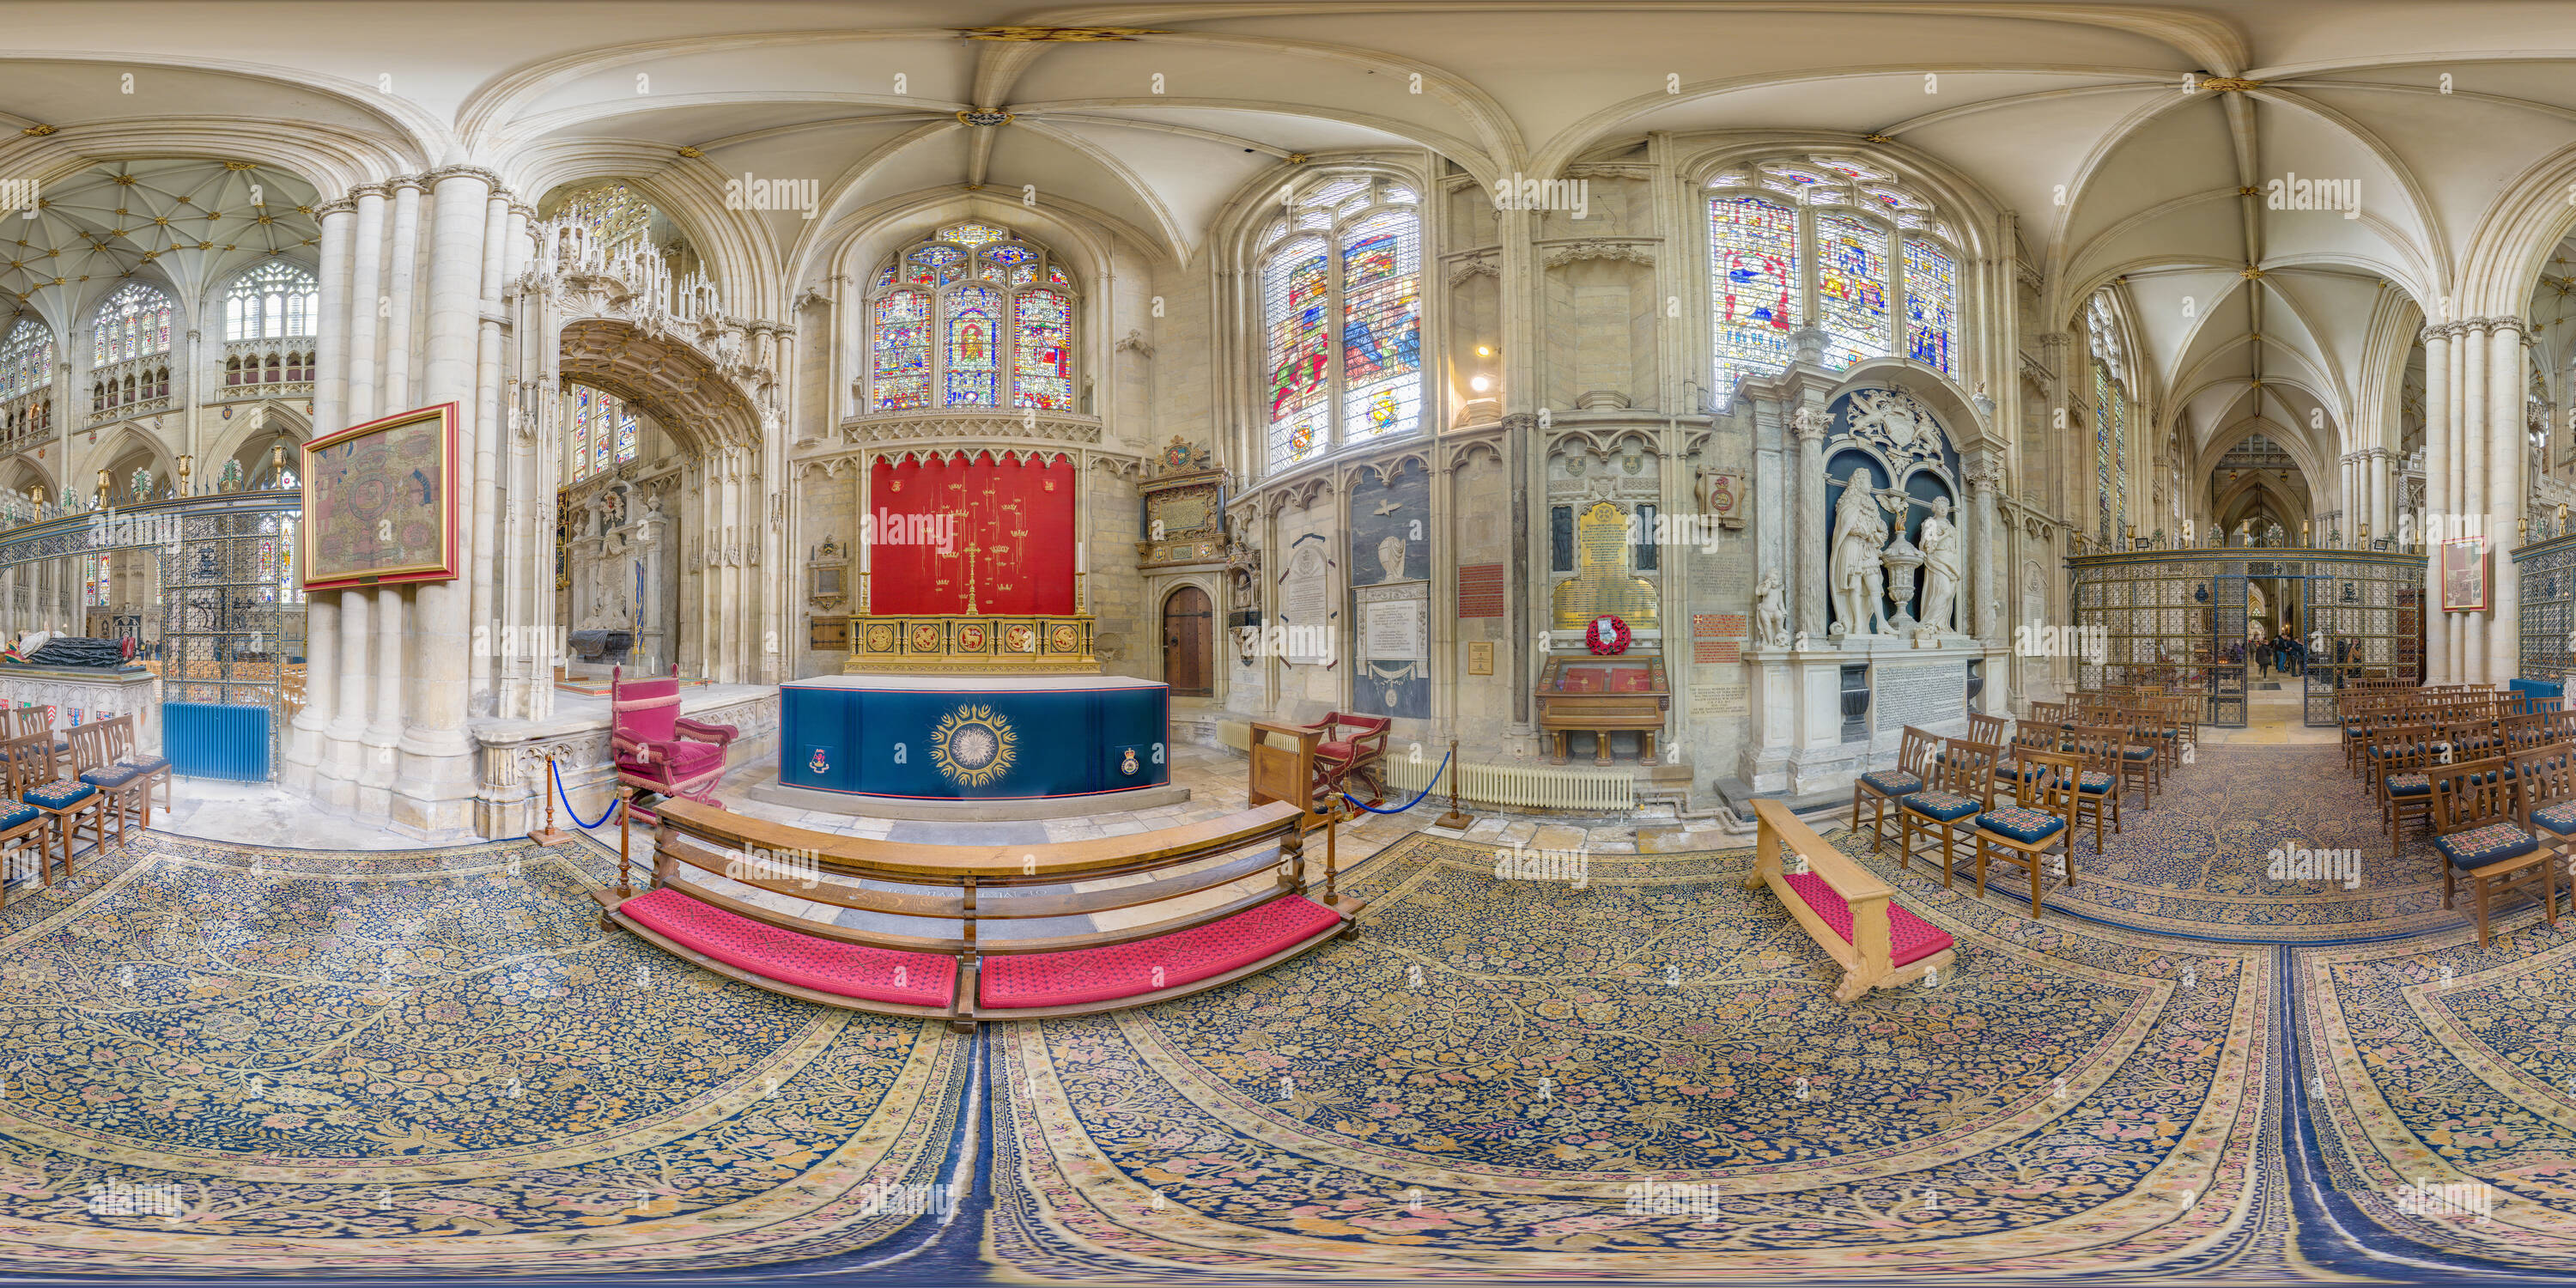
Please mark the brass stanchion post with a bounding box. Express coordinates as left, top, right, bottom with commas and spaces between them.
617, 798, 633, 898
1437, 737, 1473, 829
529, 751, 572, 847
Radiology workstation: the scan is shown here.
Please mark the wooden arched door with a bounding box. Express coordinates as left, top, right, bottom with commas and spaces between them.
1162, 586, 1212, 696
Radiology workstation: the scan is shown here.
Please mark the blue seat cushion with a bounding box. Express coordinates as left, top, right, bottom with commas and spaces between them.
1998, 762, 2048, 782
0, 801, 38, 831
1977, 805, 2068, 843
2123, 746, 2157, 761
2534, 801, 2576, 836
2385, 773, 2432, 798
2433, 823, 2540, 871
78, 762, 143, 789
119, 754, 169, 774
1859, 769, 1924, 796
24, 780, 94, 811
2076, 769, 2116, 794
1900, 790, 1983, 823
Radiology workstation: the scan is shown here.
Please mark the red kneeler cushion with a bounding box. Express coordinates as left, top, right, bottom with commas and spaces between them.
1780, 872, 1955, 967
980, 895, 1342, 1010
621, 887, 955, 1007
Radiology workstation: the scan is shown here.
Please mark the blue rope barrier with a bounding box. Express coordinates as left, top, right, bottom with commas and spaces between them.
552, 759, 620, 830
1340, 746, 1453, 814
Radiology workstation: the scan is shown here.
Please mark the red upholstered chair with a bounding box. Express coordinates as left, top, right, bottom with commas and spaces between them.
612, 665, 737, 823
1300, 711, 1390, 807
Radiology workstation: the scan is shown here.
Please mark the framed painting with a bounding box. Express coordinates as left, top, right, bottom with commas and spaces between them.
301, 403, 459, 592
2439, 536, 2488, 612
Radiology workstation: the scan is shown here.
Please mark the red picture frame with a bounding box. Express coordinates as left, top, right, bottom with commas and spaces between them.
300, 402, 460, 592
2439, 535, 2488, 612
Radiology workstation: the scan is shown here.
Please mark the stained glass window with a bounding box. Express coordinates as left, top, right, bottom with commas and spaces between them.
1263, 241, 1329, 468
866, 226, 1078, 414
1258, 176, 1422, 471
0, 319, 52, 402
1012, 290, 1071, 410
564, 382, 639, 481
1814, 213, 1888, 370
557, 182, 653, 250
91, 282, 173, 368
1709, 160, 1963, 410
223, 261, 319, 341
944, 286, 1001, 407
1902, 238, 1955, 375
872, 290, 931, 410
1339, 212, 1420, 442
2095, 360, 2116, 544
87, 552, 107, 607
1709, 195, 1797, 410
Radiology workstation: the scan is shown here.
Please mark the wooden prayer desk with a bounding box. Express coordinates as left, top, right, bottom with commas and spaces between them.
1534, 656, 1669, 765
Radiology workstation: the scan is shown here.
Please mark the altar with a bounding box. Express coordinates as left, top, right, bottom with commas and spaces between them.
758, 673, 1188, 819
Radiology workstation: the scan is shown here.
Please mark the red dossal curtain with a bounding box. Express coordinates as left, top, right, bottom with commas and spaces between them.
869, 452, 1076, 615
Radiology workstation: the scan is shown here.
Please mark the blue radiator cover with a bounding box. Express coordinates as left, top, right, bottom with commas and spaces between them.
163, 702, 271, 781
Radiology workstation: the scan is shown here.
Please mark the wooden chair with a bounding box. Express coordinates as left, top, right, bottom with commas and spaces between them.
2429, 754, 2555, 949
1852, 726, 1937, 855
1897, 738, 1997, 889
2063, 725, 2128, 851
94, 714, 170, 817
66, 720, 140, 848
6, 707, 65, 781
2375, 723, 2439, 859
1299, 711, 1391, 808
1973, 747, 2077, 916
0, 738, 52, 894
2107, 707, 2162, 804
3, 730, 100, 883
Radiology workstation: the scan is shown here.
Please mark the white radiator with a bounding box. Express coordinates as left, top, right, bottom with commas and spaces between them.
1388, 754, 1635, 812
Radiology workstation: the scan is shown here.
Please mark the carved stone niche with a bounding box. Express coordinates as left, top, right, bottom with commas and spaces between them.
808, 536, 849, 611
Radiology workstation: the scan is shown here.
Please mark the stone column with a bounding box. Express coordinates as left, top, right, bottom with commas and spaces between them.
319, 186, 386, 803
2491, 319, 2525, 685
392, 161, 494, 837
2423, 325, 2451, 683
2452, 322, 2473, 685
1792, 398, 1826, 639
358, 180, 423, 819
1968, 457, 2002, 641
283, 204, 350, 791
469, 191, 511, 715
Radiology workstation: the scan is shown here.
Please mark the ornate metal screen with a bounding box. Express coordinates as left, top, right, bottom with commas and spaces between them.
157, 496, 306, 777
2516, 530, 2576, 683
2069, 547, 2423, 729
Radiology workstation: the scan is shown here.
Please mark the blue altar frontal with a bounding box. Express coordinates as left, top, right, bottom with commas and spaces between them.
779, 673, 1172, 804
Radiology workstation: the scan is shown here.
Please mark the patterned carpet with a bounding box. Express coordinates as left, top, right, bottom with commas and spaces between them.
2025, 745, 2477, 943
0, 831, 966, 1275
987, 832, 2294, 1280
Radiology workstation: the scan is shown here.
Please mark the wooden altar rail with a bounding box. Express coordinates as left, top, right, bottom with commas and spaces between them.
607, 799, 1358, 1028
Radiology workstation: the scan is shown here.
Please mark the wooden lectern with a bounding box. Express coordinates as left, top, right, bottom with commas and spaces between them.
1247, 720, 1320, 822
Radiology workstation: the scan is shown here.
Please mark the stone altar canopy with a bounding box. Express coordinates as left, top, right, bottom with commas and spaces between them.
1735, 378, 2009, 801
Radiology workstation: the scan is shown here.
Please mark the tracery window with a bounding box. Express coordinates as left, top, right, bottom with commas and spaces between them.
861, 222, 1078, 414
1706, 157, 1960, 409
1256, 176, 1422, 471
556, 182, 656, 252
563, 382, 639, 483
2087, 295, 2129, 546
91, 281, 173, 367
1, 319, 52, 402
223, 261, 318, 342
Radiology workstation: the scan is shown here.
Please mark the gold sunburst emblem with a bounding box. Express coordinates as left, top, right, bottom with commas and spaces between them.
866, 623, 896, 653
931, 705, 1018, 787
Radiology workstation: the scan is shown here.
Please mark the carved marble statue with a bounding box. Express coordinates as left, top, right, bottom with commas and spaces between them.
1917, 495, 1960, 634
1753, 570, 1789, 648
1828, 469, 1891, 635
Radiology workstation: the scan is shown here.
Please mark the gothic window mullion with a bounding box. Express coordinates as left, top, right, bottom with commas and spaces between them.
1881, 217, 1908, 361
1325, 214, 1349, 453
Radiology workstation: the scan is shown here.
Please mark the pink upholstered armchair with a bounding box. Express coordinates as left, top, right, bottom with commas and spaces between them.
611, 665, 737, 823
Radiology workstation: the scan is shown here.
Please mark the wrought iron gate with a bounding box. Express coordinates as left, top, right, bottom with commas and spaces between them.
161, 504, 301, 779
2209, 570, 2246, 728
2302, 554, 2424, 724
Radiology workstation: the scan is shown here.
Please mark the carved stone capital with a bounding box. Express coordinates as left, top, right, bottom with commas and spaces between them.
1540, 239, 1655, 269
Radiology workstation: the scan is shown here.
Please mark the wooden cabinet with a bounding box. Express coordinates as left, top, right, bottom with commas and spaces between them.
1534, 655, 1669, 765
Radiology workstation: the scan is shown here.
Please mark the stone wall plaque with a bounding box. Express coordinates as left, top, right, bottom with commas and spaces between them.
1874, 660, 1966, 732
1467, 641, 1495, 675
1281, 543, 1333, 665
1358, 583, 1428, 660
1457, 562, 1505, 617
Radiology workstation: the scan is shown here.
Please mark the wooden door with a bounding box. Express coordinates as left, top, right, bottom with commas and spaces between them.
1163, 586, 1212, 696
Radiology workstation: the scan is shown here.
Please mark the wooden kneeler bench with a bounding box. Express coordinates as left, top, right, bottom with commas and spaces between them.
1748, 799, 1957, 1001
594, 799, 1364, 1030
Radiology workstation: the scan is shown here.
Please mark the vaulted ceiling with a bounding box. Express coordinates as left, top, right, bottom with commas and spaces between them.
6, 1, 2576, 482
